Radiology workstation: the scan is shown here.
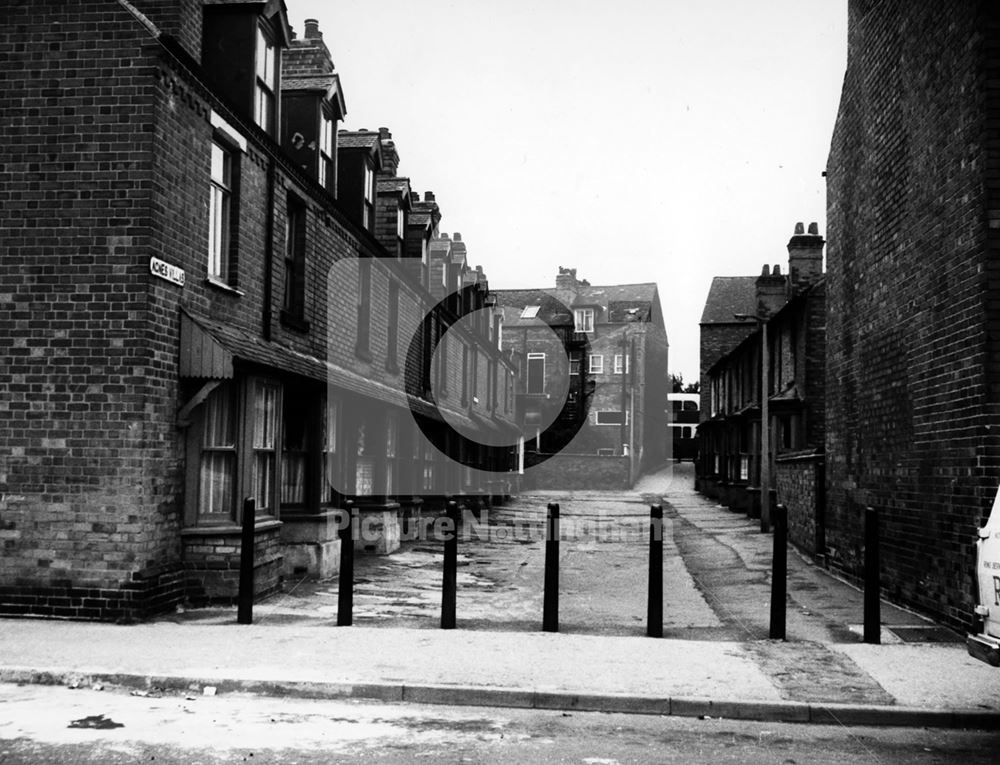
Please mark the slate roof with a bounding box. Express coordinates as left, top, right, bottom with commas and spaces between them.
699, 276, 758, 324
377, 177, 410, 194
338, 132, 380, 149
282, 75, 338, 91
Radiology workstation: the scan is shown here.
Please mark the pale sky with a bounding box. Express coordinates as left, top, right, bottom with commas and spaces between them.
289, 0, 848, 383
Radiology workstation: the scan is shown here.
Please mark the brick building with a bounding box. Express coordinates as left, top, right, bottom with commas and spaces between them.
0, 0, 517, 620
698, 277, 757, 418
494, 269, 669, 489
824, 0, 1000, 629
698, 224, 826, 555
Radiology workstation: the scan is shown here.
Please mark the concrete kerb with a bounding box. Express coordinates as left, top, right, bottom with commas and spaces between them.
3, 667, 999, 729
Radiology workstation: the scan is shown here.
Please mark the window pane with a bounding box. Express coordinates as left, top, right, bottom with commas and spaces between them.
356, 457, 375, 496
323, 397, 339, 499
203, 388, 234, 446
281, 453, 306, 505
254, 383, 278, 448
527, 354, 545, 394
208, 186, 226, 277
254, 87, 271, 130
211, 143, 229, 184
256, 28, 275, 84
264, 43, 274, 86
199, 451, 234, 515
386, 414, 397, 457
255, 452, 274, 509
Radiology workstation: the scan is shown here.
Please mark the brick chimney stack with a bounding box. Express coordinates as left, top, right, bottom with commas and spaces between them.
787, 221, 824, 290
130, 0, 203, 60
283, 18, 334, 78
756, 264, 787, 317
304, 18, 322, 39
378, 127, 399, 177
451, 231, 467, 271
556, 267, 581, 290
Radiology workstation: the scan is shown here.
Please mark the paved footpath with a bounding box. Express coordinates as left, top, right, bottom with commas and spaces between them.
2, 465, 999, 728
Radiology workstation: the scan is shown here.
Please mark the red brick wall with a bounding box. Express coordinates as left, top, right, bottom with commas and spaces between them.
825, 0, 1000, 629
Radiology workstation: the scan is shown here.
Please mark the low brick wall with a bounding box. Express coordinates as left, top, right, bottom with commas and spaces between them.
0, 563, 186, 622
182, 522, 283, 605
775, 451, 824, 556
523, 454, 631, 490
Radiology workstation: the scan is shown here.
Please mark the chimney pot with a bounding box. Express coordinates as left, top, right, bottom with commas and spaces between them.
379, 127, 391, 139
425, 191, 436, 202
761, 265, 770, 276
794, 221, 805, 235
453, 232, 461, 241
808, 221, 819, 235
303, 18, 322, 39
412, 191, 420, 202
772, 265, 781, 276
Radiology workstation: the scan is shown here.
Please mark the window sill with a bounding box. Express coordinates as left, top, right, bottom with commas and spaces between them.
205, 276, 244, 296
180, 518, 282, 535
280, 309, 310, 333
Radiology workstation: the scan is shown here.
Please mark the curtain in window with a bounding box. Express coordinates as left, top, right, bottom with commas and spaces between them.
323, 395, 339, 503
281, 393, 308, 506
385, 413, 397, 496
199, 386, 235, 518
253, 382, 279, 512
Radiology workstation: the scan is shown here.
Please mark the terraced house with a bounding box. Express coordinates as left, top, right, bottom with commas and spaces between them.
495, 269, 669, 489
0, 0, 518, 620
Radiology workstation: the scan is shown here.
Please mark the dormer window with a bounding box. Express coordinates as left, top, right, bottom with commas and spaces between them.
362, 163, 374, 228
254, 26, 277, 133
574, 308, 595, 333
318, 113, 334, 190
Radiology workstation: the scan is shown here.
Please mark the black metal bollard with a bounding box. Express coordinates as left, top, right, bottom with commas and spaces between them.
647, 504, 664, 638
863, 506, 880, 644
543, 503, 560, 633
441, 499, 459, 629
769, 503, 787, 640
337, 500, 355, 627
237, 497, 256, 625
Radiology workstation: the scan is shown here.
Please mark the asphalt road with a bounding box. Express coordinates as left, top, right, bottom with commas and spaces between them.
2, 684, 997, 764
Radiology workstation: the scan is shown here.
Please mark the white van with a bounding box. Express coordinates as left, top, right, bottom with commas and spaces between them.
968, 488, 1000, 666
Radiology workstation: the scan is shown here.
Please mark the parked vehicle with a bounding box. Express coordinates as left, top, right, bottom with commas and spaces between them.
968, 487, 1000, 666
